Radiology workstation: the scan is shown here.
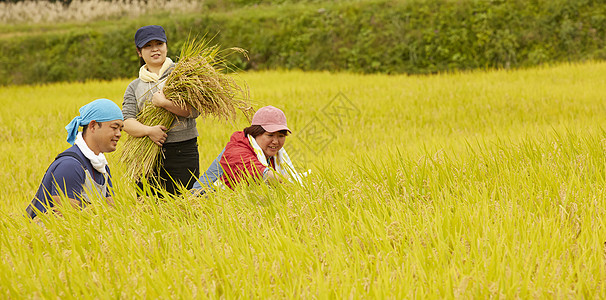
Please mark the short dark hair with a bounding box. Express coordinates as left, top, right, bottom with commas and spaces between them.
243, 125, 265, 138
137, 47, 145, 66
82, 121, 101, 136
243, 125, 289, 138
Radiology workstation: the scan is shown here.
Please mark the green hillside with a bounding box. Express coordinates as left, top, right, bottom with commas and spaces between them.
2, 0, 606, 85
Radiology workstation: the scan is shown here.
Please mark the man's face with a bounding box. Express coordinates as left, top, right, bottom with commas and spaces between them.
92, 120, 124, 154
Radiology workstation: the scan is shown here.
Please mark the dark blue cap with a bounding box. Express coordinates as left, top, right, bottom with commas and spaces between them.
134, 25, 167, 48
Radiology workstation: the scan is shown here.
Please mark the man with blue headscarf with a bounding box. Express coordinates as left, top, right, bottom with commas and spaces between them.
26, 99, 124, 218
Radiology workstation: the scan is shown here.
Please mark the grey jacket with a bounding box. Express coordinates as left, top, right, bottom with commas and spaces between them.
122, 63, 200, 143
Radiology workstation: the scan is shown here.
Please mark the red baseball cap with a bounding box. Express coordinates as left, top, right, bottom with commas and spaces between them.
251, 106, 291, 133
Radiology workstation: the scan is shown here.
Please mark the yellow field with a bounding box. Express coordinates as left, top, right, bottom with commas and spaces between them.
1, 63, 605, 297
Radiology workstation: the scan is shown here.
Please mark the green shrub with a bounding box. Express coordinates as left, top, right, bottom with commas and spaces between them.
2, 0, 606, 85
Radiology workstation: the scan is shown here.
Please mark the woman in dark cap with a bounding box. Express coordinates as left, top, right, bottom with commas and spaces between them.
122, 25, 200, 195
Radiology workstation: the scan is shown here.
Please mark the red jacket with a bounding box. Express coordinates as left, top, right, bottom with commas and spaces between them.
220, 131, 269, 189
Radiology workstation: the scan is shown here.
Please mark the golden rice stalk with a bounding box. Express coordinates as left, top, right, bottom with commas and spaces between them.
119, 37, 252, 181
163, 41, 253, 120
119, 104, 174, 181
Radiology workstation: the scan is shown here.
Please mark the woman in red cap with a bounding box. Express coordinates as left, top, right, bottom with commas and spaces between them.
122, 25, 200, 195
192, 106, 303, 191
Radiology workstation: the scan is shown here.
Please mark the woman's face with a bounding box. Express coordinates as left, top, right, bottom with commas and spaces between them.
255, 131, 287, 158
138, 40, 167, 68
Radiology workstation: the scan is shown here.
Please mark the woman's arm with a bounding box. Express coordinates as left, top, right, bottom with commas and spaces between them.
264, 169, 283, 184
152, 90, 195, 118
123, 118, 167, 146
123, 82, 169, 146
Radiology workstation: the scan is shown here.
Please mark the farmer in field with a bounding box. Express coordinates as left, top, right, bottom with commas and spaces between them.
25, 99, 124, 218
122, 24, 200, 195
191, 105, 304, 192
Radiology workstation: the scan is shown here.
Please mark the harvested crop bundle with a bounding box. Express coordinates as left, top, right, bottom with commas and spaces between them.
119, 38, 252, 181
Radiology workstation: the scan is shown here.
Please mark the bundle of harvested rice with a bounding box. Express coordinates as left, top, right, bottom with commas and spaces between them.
119, 38, 253, 181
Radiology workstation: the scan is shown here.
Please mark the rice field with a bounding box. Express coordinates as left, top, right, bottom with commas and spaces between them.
1, 63, 606, 298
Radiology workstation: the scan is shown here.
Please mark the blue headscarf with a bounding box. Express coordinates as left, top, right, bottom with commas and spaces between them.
65, 99, 124, 145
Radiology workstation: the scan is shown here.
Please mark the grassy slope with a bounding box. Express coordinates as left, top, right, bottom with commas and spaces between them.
1, 63, 605, 297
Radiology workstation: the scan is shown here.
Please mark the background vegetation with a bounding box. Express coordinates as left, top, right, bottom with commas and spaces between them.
2, 0, 606, 85
2, 0, 606, 297
1, 63, 606, 297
